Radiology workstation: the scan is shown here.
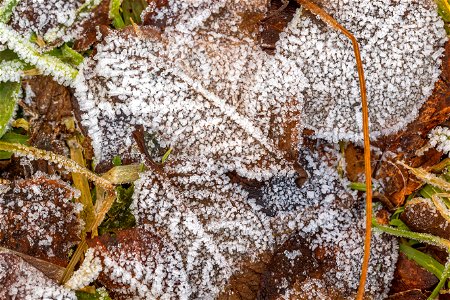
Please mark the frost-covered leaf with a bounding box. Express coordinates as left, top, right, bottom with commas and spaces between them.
257, 148, 398, 299
280, 0, 447, 142
0, 0, 20, 23
0, 23, 78, 85
0, 252, 76, 299
9, 0, 102, 44
75, 1, 305, 180
401, 198, 450, 239
0, 174, 83, 265
83, 228, 177, 299
80, 147, 397, 299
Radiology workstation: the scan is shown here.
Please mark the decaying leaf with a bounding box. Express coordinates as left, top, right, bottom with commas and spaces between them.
389, 253, 439, 294
0, 252, 76, 299
72, 148, 398, 299
401, 198, 450, 239
0, 174, 83, 265
9, 0, 106, 47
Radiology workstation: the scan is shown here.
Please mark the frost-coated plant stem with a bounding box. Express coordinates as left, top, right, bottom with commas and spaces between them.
432, 262, 450, 299
0, 23, 78, 85
0, 142, 114, 190
294, 1, 372, 298
399, 160, 450, 192
373, 220, 450, 299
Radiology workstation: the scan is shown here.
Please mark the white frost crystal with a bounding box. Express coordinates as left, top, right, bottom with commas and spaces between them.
74, 0, 306, 179
429, 126, 450, 154
81, 148, 398, 299
10, 0, 85, 42
0, 253, 76, 299
280, 0, 447, 142
65, 248, 102, 290
0, 60, 23, 82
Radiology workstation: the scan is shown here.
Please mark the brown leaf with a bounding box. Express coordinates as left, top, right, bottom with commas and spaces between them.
258, 0, 299, 54
389, 253, 439, 294
259, 234, 345, 299
73, 0, 111, 51
388, 289, 428, 300
0, 253, 75, 299
401, 199, 450, 239
86, 228, 164, 299
0, 176, 82, 266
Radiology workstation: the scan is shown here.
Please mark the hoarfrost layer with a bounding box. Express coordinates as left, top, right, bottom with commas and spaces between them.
0, 253, 76, 299
279, 0, 447, 142
79, 149, 397, 299
9, 0, 95, 43
74, 0, 306, 177
265, 149, 398, 298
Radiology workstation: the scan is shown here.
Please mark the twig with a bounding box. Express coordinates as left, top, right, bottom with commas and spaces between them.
294, 1, 372, 298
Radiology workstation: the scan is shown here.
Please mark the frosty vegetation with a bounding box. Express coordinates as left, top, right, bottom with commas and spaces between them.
0, 174, 83, 265
281, 0, 447, 142
0, 253, 76, 299
0, 0, 447, 298
71, 148, 398, 299
9, 0, 100, 43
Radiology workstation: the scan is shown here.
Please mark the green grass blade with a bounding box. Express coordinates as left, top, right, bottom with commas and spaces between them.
400, 242, 444, 278
436, 0, 450, 22
373, 219, 450, 250
0, 81, 20, 138
429, 261, 450, 299
110, 0, 125, 29
0, 23, 78, 85
0, 131, 28, 159
348, 182, 367, 191
0, 0, 21, 23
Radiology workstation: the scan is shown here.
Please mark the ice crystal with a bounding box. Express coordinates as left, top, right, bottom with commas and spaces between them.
429, 126, 450, 154
0, 59, 23, 82
65, 248, 102, 290
261, 148, 398, 298
0, 23, 79, 85
71, 1, 409, 297
279, 0, 447, 142
78, 148, 397, 299
129, 169, 274, 298
0, 253, 76, 299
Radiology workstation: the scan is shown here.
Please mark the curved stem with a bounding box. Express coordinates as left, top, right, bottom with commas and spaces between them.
294, 1, 372, 298
0, 141, 114, 190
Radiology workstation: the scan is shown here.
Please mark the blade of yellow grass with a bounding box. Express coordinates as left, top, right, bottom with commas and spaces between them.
60, 240, 88, 284
398, 161, 450, 192
67, 137, 95, 235
0, 142, 114, 190
91, 187, 116, 237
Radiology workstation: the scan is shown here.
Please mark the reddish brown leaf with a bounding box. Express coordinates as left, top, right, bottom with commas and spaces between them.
0, 176, 82, 266
388, 289, 428, 300
389, 253, 439, 294
401, 199, 450, 239
0, 253, 75, 299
